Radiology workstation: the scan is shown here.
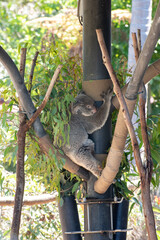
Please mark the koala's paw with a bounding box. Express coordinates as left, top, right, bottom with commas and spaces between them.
100, 91, 106, 100
92, 164, 102, 178
100, 88, 113, 101
108, 88, 113, 99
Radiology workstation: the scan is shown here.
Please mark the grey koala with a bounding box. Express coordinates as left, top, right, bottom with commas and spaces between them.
62, 89, 113, 178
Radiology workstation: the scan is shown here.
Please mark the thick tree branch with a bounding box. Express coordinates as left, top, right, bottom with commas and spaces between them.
0, 45, 46, 138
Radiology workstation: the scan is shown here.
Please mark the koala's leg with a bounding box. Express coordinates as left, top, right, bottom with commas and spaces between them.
67, 147, 101, 178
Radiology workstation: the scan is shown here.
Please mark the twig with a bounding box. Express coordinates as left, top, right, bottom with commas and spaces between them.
131, 33, 139, 62
137, 29, 141, 53
28, 51, 39, 94
19, 48, 27, 80
26, 64, 62, 129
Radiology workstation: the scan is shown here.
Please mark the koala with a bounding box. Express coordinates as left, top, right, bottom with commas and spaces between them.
61, 89, 113, 178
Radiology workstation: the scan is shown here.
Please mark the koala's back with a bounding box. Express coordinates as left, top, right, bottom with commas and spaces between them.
62, 115, 88, 153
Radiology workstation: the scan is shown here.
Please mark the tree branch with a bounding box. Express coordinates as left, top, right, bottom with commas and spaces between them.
0, 194, 57, 206
28, 51, 39, 94
10, 48, 27, 240
26, 65, 62, 129
96, 29, 145, 183
112, 58, 160, 110
131, 32, 139, 62
125, 1, 160, 100
94, 29, 144, 194
133, 32, 156, 240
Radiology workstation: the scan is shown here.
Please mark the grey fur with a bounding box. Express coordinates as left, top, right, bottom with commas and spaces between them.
62, 89, 113, 178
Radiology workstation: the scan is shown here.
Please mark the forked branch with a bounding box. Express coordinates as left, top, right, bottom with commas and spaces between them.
132, 31, 156, 239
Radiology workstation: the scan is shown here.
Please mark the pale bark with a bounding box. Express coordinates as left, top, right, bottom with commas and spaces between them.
112, 58, 160, 109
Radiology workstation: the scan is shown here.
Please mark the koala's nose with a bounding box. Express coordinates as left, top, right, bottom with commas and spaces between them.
91, 107, 97, 114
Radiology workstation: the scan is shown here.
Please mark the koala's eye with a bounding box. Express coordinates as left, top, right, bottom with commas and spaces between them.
86, 105, 92, 109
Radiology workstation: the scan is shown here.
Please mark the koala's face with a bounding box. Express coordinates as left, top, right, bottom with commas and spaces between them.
72, 94, 97, 116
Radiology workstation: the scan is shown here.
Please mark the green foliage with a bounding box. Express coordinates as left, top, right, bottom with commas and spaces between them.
0, 0, 83, 203
112, 19, 130, 67
150, 29, 160, 115
114, 152, 136, 200
2, 0, 78, 17
1, 39, 82, 192
112, 0, 131, 10
0, 5, 82, 238
148, 116, 160, 188
19, 204, 62, 239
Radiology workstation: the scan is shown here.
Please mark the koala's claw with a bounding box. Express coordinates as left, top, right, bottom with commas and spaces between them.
100, 91, 106, 99
100, 88, 113, 100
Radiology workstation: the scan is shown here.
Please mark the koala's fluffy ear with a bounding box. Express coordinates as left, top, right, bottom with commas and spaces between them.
79, 90, 86, 95
71, 101, 80, 114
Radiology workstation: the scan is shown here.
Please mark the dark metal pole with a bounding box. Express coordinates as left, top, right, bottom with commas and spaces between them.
113, 199, 129, 240
82, 0, 113, 240
83, 0, 112, 154
58, 195, 82, 240
83, 0, 111, 81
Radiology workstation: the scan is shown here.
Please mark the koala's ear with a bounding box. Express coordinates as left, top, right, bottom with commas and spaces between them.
79, 90, 86, 95
71, 101, 80, 114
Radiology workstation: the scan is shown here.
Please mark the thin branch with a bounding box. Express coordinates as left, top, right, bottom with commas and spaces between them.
131, 33, 139, 62
0, 194, 57, 206
131, 31, 156, 240
137, 29, 141, 53
133, 32, 153, 180
28, 51, 39, 94
139, 84, 153, 179
19, 48, 27, 80
26, 64, 62, 129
